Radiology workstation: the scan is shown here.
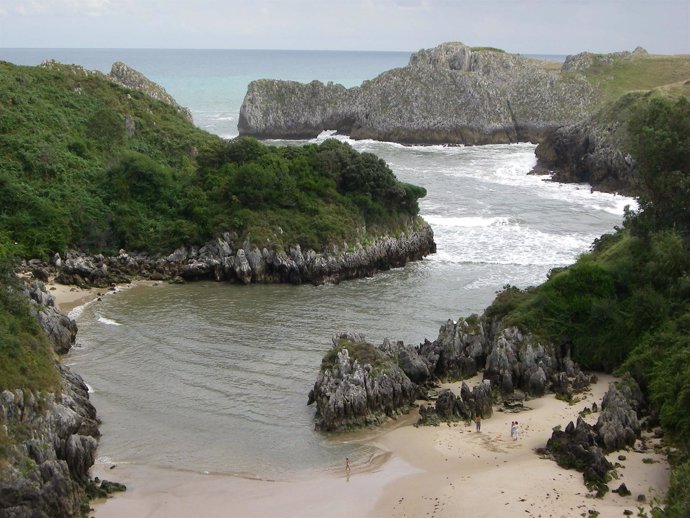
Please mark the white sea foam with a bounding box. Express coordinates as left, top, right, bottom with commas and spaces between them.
425, 212, 593, 267
424, 214, 518, 229
97, 315, 122, 326
85, 382, 95, 394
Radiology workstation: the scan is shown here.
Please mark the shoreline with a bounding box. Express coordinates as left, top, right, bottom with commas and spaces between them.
51, 286, 671, 517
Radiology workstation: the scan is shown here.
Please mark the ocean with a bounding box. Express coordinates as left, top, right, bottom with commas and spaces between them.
1, 49, 630, 480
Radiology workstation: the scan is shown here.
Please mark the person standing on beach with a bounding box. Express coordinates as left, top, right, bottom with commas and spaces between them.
511, 421, 517, 440
475, 414, 481, 432
514, 421, 520, 440
345, 457, 351, 474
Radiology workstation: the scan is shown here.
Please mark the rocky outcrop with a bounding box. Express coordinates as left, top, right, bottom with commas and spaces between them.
0, 282, 100, 518
0, 366, 99, 518
483, 326, 592, 397
544, 377, 646, 494
531, 92, 644, 195
307, 334, 418, 431
24, 281, 78, 355
561, 47, 649, 73
419, 381, 493, 425
545, 417, 613, 494
310, 314, 592, 430
107, 61, 193, 122
41, 219, 435, 288
595, 376, 644, 452
239, 42, 598, 145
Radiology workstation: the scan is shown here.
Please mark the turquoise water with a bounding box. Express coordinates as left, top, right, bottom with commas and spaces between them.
3, 48, 626, 480
0, 48, 410, 137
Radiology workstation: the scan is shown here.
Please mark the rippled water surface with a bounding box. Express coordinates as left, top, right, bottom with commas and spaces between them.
18, 47, 631, 480
67, 138, 634, 479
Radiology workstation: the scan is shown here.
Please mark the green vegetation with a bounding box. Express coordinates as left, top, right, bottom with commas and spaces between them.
321, 337, 395, 376
0, 260, 60, 394
484, 95, 690, 514
0, 61, 426, 259
576, 54, 690, 102
470, 46, 506, 53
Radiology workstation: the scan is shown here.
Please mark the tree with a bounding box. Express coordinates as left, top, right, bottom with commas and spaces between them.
628, 96, 690, 235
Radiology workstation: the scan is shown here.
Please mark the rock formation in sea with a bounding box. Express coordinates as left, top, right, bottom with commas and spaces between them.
239, 42, 598, 145
33, 219, 435, 288
307, 334, 419, 431
0, 283, 102, 518
309, 314, 593, 431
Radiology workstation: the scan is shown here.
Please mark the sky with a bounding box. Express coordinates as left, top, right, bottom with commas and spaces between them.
0, 0, 688, 55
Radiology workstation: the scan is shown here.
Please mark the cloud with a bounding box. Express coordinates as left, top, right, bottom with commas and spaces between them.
6, 0, 127, 16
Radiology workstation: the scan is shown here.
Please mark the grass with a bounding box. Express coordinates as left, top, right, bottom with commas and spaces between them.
321, 337, 395, 376
578, 55, 690, 101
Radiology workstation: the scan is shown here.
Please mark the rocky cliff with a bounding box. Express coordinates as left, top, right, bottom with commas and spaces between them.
531, 92, 644, 195
239, 42, 598, 145
0, 283, 101, 518
309, 314, 593, 431
34, 219, 435, 288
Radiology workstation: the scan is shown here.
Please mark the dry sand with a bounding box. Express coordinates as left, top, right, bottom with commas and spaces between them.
51, 287, 671, 518
44, 280, 104, 314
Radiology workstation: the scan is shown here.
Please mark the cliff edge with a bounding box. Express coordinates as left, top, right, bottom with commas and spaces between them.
238, 42, 598, 145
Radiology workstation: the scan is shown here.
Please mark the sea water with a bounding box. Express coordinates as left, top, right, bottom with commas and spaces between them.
1, 49, 630, 480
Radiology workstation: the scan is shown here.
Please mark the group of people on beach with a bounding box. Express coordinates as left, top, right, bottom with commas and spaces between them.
510, 421, 520, 441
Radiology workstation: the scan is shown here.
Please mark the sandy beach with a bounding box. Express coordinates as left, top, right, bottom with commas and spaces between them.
51, 286, 671, 518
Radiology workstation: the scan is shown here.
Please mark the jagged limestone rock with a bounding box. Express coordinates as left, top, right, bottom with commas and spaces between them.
239, 42, 598, 145
108, 61, 193, 122
595, 376, 644, 452
50, 219, 435, 287
308, 334, 417, 431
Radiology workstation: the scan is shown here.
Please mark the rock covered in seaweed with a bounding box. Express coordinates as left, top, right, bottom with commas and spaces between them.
307, 334, 418, 431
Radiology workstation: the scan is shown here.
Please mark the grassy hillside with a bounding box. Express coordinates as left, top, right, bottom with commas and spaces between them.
0, 61, 426, 260
486, 95, 690, 515
571, 53, 690, 102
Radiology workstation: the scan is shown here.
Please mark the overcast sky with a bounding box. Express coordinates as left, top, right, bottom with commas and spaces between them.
0, 0, 688, 55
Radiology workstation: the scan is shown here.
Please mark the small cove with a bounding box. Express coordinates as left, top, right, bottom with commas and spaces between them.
67, 139, 635, 480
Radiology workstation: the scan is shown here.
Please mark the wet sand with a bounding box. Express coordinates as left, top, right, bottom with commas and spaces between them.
52, 286, 670, 517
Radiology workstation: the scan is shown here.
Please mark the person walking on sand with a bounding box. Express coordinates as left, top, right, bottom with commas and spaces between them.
511, 421, 517, 441
345, 457, 351, 474
475, 414, 481, 432
514, 421, 521, 440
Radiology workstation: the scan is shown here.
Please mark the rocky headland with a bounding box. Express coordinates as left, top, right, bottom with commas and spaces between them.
23, 219, 435, 289
239, 42, 599, 145
0, 282, 114, 518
